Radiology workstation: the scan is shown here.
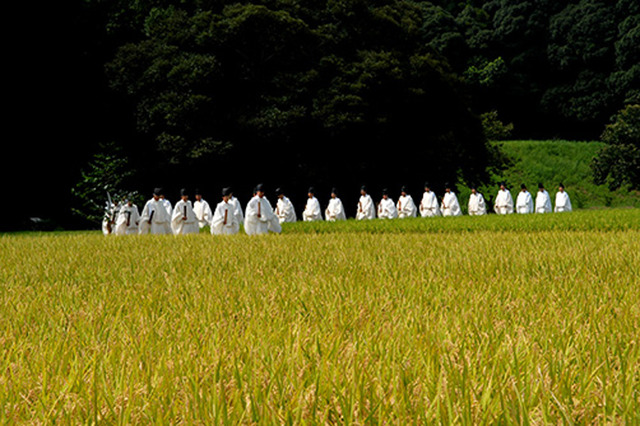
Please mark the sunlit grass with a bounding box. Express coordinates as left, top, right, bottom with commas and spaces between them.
1, 209, 639, 423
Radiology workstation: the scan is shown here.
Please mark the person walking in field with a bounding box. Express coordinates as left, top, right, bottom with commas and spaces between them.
115, 198, 140, 235
378, 189, 398, 219
535, 183, 552, 213
302, 187, 322, 221
516, 184, 534, 214
420, 182, 441, 217
397, 186, 417, 218
211, 187, 240, 235
494, 182, 514, 215
171, 189, 199, 235
193, 189, 213, 229
325, 188, 346, 221
139, 188, 172, 234
244, 184, 281, 235
274, 187, 297, 223
441, 183, 462, 216
356, 186, 376, 220
468, 186, 487, 216
554, 183, 572, 212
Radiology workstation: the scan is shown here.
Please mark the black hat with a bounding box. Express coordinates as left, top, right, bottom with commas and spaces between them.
222, 187, 231, 197
195, 188, 202, 195
470, 184, 477, 190
382, 188, 389, 195
308, 186, 315, 194
559, 182, 565, 188
424, 182, 430, 188
331, 187, 338, 195
538, 182, 544, 189
153, 187, 162, 196
180, 188, 188, 196
521, 183, 527, 190
444, 182, 451, 189
401, 185, 408, 193
275, 187, 284, 196
361, 185, 367, 192
256, 183, 265, 192
499, 181, 506, 187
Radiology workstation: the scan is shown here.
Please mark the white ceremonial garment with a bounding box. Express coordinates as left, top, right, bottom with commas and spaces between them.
441, 192, 462, 217
171, 199, 199, 235
397, 195, 417, 218
554, 191, 572, 213
244, 196, 281, 235
494, 189, 514, 215
115, 204, 140, 235
325, 197, 346, 221
516, 191, 534, 214
102, 202, 119, 235
420, 191, 441, 217
468, 193, 487, 216
303, 197, 322, 221
211, 200, 239, 235
356, 195, 376, 220
230, 196, 244, 225
193, 199, 213, 229
275, 196, 297, 223
535, 190, 552, 213
139, 198, 172, 235
378, 198, 398, 219
162, 199, 172, 216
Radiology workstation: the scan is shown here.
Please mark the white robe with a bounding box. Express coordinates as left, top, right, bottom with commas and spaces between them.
378, 198, 398, 219
397, 195, 417, 218
193, 199, 213, 229
244, 196, 281, 235
230, 196, 244, 225
275, 196, 297, 223
302, 197, 322, 221
325, 197, 346, 221
441, 192, 462, 216
515, 191, 534, 214
356, 194, 375, 220
554, 191, 572, 212
494, 189, 514, 215
171, 199, 199, 235
420, 191, 441, 217
211, 200, 239, 235
535, 190, 552, 213
139, 198, 172, 234
102, 202, 119, 235
162, 198, 172, 217
468, 193, 487, 216
115, 204, 140, 235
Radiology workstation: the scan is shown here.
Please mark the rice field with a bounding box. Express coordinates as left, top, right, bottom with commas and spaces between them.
1, 209, 639, 423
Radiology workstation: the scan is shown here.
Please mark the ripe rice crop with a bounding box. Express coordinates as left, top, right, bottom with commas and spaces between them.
1, 209, 639, 423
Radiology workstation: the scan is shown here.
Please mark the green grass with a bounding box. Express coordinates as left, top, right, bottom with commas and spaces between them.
1, 209, 639, 423
487, 140, 640, 209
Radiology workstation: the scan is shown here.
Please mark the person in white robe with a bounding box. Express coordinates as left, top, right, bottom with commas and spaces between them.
515, 184, 534, 214
139, 188, 172, 234
356, 186, 376, 220
229, 189, 244, 226
419, 182, 441, 217
325, 188, 346, 221
494, 182, 514, 215
115, 199, 140, 235
535, 183, 552, 213
171, 188, 199, 235
302, 187, 322, 221
397, 186, 417, 218
193, 189, 213, 229
274, 187, 297, 223
102, 199, 119, 235
441, 183, 462, 216
468, 186, 487, 216
377, 189, 398, 219
244, 184, 282, 235
211, 187, 240, 235
554, 183, 572, 212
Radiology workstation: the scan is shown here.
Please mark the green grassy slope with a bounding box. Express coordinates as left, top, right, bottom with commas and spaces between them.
489, 140, 640, 209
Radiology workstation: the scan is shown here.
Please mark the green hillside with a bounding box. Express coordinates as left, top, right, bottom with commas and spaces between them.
463, 140, 639, 210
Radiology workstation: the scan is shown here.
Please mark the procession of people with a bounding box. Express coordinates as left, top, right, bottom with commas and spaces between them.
103, 182, 573, 236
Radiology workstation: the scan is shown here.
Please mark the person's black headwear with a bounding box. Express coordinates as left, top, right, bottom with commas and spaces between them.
195, 188, 202, 195
521, 183, 527, 190
256, 183, 265, 192
382, 188, 389, 195
222, 187, 231, 197
559, 182, 565, 188
538, 183, 544, 189
444, 182, 451, 189
308, 186, 315, 194
331, 187, 338, 195
424, 181, 430, 188
361, 185, 367, 192
153, 187, 162, 196
180, 188, 188, 196
401, 185, 408, 193
275, 187, 284, 196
